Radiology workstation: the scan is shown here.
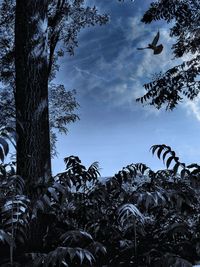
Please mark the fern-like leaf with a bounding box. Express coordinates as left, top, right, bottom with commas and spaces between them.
87, 241, 107, 256
137, 190, 167, 210
113, 163, 154, 185
0, 229, 12, 246
1, 195, 30, 244
39, 247, 95, 267
151, 145, 187, 176
118, 204, 145, 227
60, 230, 93, 247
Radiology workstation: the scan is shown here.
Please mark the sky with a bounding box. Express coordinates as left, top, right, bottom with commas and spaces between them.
52, 0, 200, 177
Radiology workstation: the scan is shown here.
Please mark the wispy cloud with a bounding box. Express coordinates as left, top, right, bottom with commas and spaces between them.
74, 66, 109, 82
60, 2, 178, 115
184, 96, 200, 122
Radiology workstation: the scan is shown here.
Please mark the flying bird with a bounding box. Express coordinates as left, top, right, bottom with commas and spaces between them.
137, 31, 163, 55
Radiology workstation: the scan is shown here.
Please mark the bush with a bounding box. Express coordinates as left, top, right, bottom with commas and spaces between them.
0, 141, 200, 266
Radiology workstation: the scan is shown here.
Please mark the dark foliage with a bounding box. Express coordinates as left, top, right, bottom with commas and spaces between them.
0, 1, 199, 266
0, 132, 199, 266
136, 0, 200, 110
0, 0, 108, 156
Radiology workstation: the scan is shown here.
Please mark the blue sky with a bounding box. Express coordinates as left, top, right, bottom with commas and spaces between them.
52, 0, 200, 177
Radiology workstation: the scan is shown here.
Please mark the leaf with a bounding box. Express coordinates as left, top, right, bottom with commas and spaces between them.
77, 250, 84, 264
180, 168, 190, 179
43, 250, 56, 267
162, 149, 170, 162
170, 150, 176, 158
1, 130, 16, 149
173, 162, 180, 175
118, 204, 145, 227
187, 163, 200, 169
137, 193, 143, 207
0, 137, 9, 156
53, 182, 65, 194
61, 261, 68, 267
68, 248, 76, 262
48, 187, 59, 201
42, 194, 51, 207
0, 146, 4, 162
151, 145, 159, 155
152, 192, 158, 206
84, 250, 95, 265
91, 242, 107, 255
34, 200, 45, 212
166, 156, 174, 169
145, 193, 152, 210
157, 146, 164, 159
60, 230, 93, 247
0, 229, 12, 245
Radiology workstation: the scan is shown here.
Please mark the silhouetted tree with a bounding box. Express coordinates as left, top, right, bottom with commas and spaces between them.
15, 0, 51, 195
136, 0, 200, 110
0, 0, 108, 195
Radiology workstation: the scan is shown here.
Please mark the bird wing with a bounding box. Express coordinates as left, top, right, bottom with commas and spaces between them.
151, 31, 160, 46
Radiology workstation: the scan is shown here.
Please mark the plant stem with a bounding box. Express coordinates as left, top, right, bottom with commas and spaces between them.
134, 220, 137, 265
10, 196, 14, 266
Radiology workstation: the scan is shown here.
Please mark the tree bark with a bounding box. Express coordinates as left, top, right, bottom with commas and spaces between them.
15, 0, 51, 196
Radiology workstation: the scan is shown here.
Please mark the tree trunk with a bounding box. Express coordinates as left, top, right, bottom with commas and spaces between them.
15, 0, 51, 196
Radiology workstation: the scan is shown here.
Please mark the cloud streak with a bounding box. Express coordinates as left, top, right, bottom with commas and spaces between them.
74, 66, 109, 82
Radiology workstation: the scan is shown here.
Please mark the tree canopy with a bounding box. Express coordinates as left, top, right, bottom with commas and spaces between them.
136, 0, 200, 110
0, 0, 108, 155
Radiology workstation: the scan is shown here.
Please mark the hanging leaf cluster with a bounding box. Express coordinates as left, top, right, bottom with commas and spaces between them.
136, 0, 200, 110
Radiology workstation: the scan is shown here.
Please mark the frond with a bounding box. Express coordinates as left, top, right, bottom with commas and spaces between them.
150, 144, 194, 179
0, 126, 16, 162
1, 195, 30, 244
36, 247, 95, 267
118, 204, 145, 228
113, 163, 155, 186
0, 229, 12, 246
137, 190, 167, 211
60, 230, 93, 247
87, 241, 107, 256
